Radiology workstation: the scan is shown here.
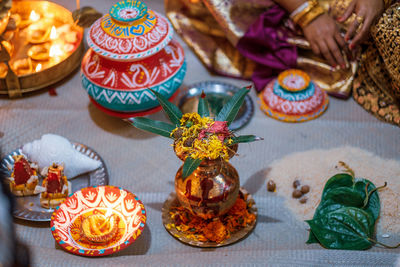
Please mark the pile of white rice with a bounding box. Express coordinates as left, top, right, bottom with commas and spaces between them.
266, 146, 400, 234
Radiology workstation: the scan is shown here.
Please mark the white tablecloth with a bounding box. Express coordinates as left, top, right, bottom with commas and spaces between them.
0, 1, 399, 266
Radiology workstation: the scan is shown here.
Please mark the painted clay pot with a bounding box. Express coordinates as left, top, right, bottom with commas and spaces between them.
174, 144, 239, 219
259, 69, 329, 122
81, 0, 186, 113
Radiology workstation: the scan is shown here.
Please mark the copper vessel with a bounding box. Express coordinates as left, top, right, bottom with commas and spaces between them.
175, 152, 240, 219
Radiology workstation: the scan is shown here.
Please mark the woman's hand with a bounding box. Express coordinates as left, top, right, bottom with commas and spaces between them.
302, 13, 346, 68
339, 0, 385, 50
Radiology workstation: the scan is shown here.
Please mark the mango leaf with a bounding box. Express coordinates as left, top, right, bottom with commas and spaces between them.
129, 117, 175, 138
150, 89, 182, 126
182, 156, 202, 179
307, 207, 374, 250
229, 135, 259, 145
215, 86, 250, 125
197, 91, 210, 117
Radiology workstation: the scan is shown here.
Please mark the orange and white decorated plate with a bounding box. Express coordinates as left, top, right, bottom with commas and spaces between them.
277, 69, 310, 92
50, 185, 146, 257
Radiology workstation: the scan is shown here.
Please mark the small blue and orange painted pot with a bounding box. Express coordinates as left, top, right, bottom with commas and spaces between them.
259, 69, 329, 123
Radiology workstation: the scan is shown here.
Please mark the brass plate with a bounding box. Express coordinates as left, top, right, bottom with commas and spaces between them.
162, 188, 257, 247
0, 1, 84, 96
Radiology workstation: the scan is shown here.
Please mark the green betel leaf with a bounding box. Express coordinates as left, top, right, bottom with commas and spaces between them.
324, 187, 365, 207
129, 117, 175, 138
318, 178, 380, 222
307, 207, 374, 250
198, 91, 210, 117
215, 86, 250, 125
182, 156, 202, 179
150, 89, 182, 126
306, 231, 319, 244
307, 174, 381, 245
230, 135, 259, 145
321, 173, 354, 199
354, 179, 380, 222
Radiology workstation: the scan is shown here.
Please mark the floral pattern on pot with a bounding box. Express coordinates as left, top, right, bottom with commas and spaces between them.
259, 92, 329, 123
87, 10, 173, 61
50, 185, 146, 257
262, 79, 325, 116
82, 61, 186, 112
82, 40, 184, 91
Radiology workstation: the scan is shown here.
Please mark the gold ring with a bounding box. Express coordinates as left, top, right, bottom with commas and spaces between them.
355, 15, 364, 24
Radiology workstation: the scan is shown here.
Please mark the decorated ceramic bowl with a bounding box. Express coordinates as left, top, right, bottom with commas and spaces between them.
259, 69, 329, 122
81, 0, 186, 114
50, 185, 146, 257
87, 0, 173, 61
82, 40, 186, 112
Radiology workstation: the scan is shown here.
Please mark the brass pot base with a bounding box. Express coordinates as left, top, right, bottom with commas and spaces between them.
162, 188, 257, 248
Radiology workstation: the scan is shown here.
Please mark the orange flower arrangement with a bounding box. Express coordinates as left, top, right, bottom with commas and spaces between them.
167, 192, 256, 243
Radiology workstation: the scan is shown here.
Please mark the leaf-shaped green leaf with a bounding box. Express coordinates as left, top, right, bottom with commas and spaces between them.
182, 157, 202, 179
230, 135, 259, 145
307, 174, 381, 245
306, 231, 319, 244
354, 179, 380, 222
324, 187, 365, 207
129, 117, 175, 138
307, 207, 374, 250
317, 176, 380, 223
321, 173, 354, 199
215, 87, 250, 125
198, 92, 210, 117
150, 89, 182, 126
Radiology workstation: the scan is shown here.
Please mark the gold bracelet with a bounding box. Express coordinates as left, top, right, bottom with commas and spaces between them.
292, 0, 318, 24
290, 0, 317, 20
297, 5, 325, 28
382, 0, 391, 9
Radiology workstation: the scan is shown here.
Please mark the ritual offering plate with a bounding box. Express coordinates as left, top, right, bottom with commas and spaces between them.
81, 0, 186, 115
259, 69, 329, 122
0, 1, 84, 97
162, 188, 257, 247
0, 143, 108, 221
50, 185, 146, 257
178, 81, 254, 130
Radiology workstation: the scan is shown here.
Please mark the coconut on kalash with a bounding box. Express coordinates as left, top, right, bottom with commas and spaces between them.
81, 0, 186, 117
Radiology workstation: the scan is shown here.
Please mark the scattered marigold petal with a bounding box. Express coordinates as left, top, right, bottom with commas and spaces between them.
48, 88, 57, 96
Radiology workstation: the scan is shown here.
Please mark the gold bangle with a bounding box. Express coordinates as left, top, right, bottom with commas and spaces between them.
292, 0, 318, 24
382, 0, 391, 9
297, 5, 325, 28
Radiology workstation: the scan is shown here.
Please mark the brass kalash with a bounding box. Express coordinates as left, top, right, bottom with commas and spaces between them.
0, 1, 84, 98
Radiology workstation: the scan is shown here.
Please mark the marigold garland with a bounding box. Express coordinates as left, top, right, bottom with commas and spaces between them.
167, 193, 256, 243
172, 113, 233, 161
